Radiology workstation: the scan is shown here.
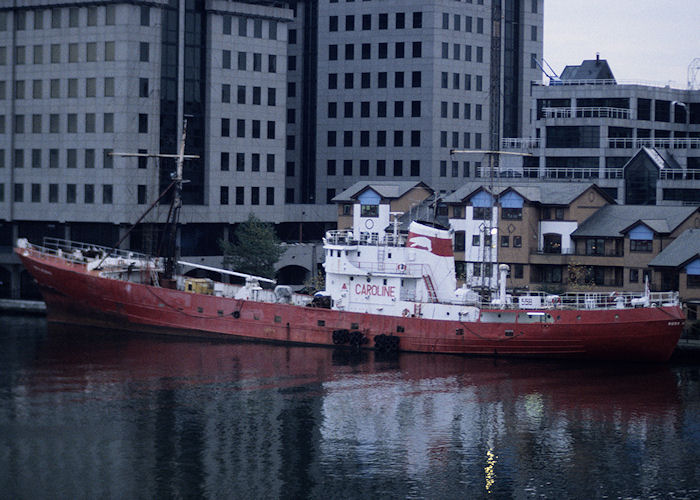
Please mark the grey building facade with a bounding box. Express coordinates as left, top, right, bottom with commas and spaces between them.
297, 0, 543, 204
0, 0, 543, 298
502, 58, 700, 205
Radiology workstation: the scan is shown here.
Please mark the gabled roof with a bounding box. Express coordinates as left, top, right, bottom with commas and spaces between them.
623, 147, 682, 172
571, 205, 698, 238
442, 182, 612, 206
391, 194, 449, 232
649, 229, 700, 268
332, 181, 432, 203
560, 57, 615, 81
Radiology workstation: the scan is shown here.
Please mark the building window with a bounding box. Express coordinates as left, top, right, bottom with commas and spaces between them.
629, 268, 639, 283
502, 208, 522, 220
361, 205, 378, 218
84, 184, 94, 204
454, 231, 466, 252
139, 42, 149, 62
266, 187, 274, 206
630, 239, 653, 252
473, 207, 492, 220
31, 183, 41, 202
66, 184, 76, 203
221, 152, 229, 171
138, 114, 148, 133
137, 185, 146, 204
220, 186, 229, 205
236, 187, 244, 205
472, 235, 480, 246
49, 184, 58, 203
251, 187, 260, 205
501, 236, 509, 247
513, 236, 522, 248
103, 185, 113, 204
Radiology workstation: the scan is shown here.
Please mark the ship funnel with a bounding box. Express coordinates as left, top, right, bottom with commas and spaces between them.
406, 221, 456, 303
406, 221, 453, 257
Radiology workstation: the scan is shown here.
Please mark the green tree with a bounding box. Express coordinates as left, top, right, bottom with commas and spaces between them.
567, 259, 594, 291
220, 214, 283, 279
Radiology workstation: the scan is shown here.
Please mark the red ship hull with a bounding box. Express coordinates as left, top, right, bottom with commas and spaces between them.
17, 248, 685, 362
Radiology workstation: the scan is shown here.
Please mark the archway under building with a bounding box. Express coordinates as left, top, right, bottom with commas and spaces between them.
276, 265, 310, 286
20, 270, 42, 300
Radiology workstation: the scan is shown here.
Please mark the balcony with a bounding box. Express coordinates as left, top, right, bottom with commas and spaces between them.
541, 107, 631, 120
501, 138, 541, 149
607, 138, 700, 149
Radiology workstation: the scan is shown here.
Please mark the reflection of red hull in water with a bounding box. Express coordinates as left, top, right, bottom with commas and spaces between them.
40, 325, 682, 419
19, 248, 684, 362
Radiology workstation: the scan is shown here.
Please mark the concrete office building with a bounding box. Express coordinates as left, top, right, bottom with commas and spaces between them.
0, 0, 296, 297
502, 58, 700, 205
0, 0, 544, 298
295, 0, 543, 204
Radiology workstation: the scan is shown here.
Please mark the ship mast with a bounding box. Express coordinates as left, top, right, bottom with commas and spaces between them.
104, 119, 199, 279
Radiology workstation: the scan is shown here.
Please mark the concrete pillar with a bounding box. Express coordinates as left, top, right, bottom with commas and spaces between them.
11, 264, 21, 299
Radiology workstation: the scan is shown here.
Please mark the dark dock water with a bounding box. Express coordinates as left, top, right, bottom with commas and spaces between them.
1, 315, 699, 499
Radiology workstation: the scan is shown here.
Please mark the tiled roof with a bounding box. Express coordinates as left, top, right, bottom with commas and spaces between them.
442, 182, 603, 206
332, 181, 430, 202
649, 229, 700, 268
560, 58, 615, 81
571, 205, 698, 238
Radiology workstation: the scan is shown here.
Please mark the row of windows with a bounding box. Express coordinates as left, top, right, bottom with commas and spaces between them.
220, 119, 277, 139
1, 113, 116, 134
0, 5, 148, 31
0, 148, 113, 169
325, 159, 421, 177
219, 152, 276, 173
439, 161, 476, 178
3, 183, 278, 207
328, 71, 423, 89
222, 16, 278, 40
219, 186, 275, 206
5, 183, 114, 204
328, 11, 423, 31
441, 13, 485, 33
0, 41, 120, 65
328, 100, 424, 118
0, 113, 147, 135
453, 233, 524, 251
439, 131, 484, 149
440, 43, 484, 62
326, 130, 423, 148
324, 71, 484, 91
328, 41, 424, 60
440, 102, 482, 120
0, 77, 146, 100
222, 51, 278, 73
451, 205, 521, 219
221, 85, 277, 106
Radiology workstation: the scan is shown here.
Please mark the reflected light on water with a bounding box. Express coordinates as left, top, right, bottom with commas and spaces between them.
485, 447, 497, 493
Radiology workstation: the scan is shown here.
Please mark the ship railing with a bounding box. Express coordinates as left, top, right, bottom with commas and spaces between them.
324, 230, 406, 247
34, 237, 155, 266
517, 291, 679, 310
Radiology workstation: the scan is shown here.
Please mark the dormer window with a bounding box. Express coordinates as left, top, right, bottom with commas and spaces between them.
361, 204, 378, 217
473, 207, 492, 220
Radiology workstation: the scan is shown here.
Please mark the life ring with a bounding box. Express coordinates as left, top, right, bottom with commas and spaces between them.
402, 308, 410, 317
365, 219, 374, 229
397, 263, 407, 272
